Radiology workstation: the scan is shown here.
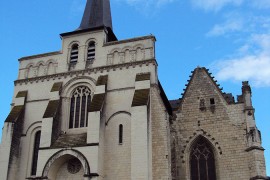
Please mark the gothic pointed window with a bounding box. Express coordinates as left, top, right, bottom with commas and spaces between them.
70, 44, 79, 63
31, 131, 41, 176
190, 136, 217, 180
87, 41, 95, 61
69, 86, 91, 129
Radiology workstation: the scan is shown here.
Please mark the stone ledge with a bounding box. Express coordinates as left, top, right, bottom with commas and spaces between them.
19, 51, 61, 61
245, 146, 265, 152
15, 59, 157, 86
104, 35, 156, 46
84, 173, 99, 177
26, 176, 48, 179
250, 175, 269, 180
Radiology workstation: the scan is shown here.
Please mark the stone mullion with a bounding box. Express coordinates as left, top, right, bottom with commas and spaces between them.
206, 158, 209, 180
73, 95, 77, 128
197, 158, 200, 180
78, 93, 83, 128
84, 95, 88, 127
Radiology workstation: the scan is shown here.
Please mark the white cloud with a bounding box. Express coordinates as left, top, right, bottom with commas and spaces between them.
206, 17, 243, 37
191, 0, 243, 11
206, 12, 270, 38
213, 34, 270, 87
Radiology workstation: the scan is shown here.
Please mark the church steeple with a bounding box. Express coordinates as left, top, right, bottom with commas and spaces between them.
61, 0, 117, 41
78, 0, 113, 31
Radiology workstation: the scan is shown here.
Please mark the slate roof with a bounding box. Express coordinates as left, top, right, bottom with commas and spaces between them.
89, 94, 106, 112
60, 0, 117, 41
169, 99, 181, 110
78, 0, 113, 31
51, 133, 87, 148
50, 82, 62, 92
5, 106, 24, 123
135, 73, 151, 81
43, 100, 60, 118
96, 75, 108, 86
132, 89, 150, 107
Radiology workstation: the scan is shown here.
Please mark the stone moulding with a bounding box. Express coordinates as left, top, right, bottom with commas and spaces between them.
180, 130, 223, 164
14, 59, 157, 86
104, 35, 156, 46
42, 149, 91, 178
245, 146, 265, 152
250, 175, 269, 180
19, 51, 61, 61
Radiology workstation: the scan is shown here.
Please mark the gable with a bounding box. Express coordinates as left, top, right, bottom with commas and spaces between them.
180, 67, 228, 111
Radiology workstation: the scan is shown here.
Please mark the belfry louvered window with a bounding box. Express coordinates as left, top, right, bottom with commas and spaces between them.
190, 137, 217, 180
87, 42, 95, 61
31, 131, 41, 176
69, 86, 91, 129
70, 44, 79, 63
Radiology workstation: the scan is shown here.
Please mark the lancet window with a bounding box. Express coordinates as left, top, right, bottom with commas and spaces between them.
87, 41, 95, 61
69, 86, 91, 129
190, 136, 217, 180
31, 131, 41, 176
119, 124, 123, 144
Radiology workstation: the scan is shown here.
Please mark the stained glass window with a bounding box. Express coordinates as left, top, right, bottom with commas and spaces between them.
69, 86, 91, 129
190, 137, 217, 180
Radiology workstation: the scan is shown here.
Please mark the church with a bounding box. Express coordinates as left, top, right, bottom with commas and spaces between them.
0, 0, 268, 179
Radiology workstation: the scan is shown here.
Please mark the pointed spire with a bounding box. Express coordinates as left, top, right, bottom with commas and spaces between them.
78, 0, 113, 30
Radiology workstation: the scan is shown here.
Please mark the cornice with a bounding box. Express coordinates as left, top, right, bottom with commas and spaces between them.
14, 59, 157, 86
19, 51, 62, 61
104, 35, 156, 47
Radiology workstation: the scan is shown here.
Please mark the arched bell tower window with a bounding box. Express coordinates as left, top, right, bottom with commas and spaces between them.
31, 131, 41, 176
87, 41, 95, 61
70, 44, 79, 63
69, 86, 91, 129
190, 136, 217, 180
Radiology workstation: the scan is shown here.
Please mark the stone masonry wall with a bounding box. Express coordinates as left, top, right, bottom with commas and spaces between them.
151, 86, 171, 180
104, 113, 131, 180
173, 68, 252, 180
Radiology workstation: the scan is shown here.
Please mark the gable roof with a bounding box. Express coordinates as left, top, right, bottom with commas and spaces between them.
178, 67, 233, 107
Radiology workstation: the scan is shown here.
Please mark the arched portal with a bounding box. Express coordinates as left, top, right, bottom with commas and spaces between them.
42, 149, 90, 180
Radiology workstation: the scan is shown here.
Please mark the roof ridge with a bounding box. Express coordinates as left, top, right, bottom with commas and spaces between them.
179, 67, 230, 107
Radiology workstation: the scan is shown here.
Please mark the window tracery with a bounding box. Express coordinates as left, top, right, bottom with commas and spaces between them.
67, 158, 82, 174
69, 86, 91, 129
190, 137, 217, 180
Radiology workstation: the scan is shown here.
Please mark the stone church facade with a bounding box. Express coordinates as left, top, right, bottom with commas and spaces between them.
0, 0, 268, 180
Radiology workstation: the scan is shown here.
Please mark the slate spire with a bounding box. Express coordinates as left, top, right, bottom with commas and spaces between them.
78, 0, 113, 30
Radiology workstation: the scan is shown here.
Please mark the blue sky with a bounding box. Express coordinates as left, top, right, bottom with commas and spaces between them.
0, 0, 269, 175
